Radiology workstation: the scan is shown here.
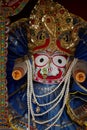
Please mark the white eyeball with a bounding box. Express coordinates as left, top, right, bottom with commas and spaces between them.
53, 55, 67, 67
35, 55, 49, 67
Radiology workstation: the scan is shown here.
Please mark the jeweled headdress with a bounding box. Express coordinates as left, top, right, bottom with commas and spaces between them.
28, 0, 84, 56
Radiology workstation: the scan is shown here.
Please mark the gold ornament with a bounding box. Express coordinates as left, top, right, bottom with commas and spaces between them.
28, 0, 85, 56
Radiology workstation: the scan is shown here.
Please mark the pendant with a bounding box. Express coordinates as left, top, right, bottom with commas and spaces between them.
36, 106, 40, 113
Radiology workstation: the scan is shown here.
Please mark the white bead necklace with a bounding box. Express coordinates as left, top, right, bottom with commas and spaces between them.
32, 78, 68, 116
26, 60, 33, 130
30, 69, 71, 127
30, 59, 73, 121
26, 58, 78, 130
44, 75, 71, 130
32, 82, 66, 107
30, 75, 70, 123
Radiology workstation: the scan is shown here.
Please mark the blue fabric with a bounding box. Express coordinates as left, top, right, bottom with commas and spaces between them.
8, 26, 28, 57
75, 26, 87, 61
6, 22, 87, 130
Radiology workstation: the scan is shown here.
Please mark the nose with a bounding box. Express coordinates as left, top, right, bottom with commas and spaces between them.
40, 66, 53, 77
48, 67, 53, 73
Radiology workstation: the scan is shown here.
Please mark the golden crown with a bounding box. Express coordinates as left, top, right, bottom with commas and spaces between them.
27, 0, 85, 56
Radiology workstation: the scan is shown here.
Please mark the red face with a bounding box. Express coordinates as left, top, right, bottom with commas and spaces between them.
33, 51, 68, 84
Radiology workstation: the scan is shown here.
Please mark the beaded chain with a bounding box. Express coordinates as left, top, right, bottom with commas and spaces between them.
0, 0, 30, 129
0, 10, 10, 129
0, 1, 8, 128
1, 0, 29, 17
26, 58, 78, 130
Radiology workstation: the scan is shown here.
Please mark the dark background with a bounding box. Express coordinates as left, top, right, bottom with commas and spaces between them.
9, 0, 87, 23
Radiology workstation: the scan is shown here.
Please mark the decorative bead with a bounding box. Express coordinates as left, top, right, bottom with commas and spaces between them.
0, 16, 8, 127
60, 9, 64, 14
32, 122, 37, 128
66, 18, 71, 23
36, 106, 40, 113
32, 99, 36, 104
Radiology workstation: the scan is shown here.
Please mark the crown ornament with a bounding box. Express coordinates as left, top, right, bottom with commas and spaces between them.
27, 0, 85, 56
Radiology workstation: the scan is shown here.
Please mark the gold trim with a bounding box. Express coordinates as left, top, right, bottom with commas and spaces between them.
66, 96, 87, 127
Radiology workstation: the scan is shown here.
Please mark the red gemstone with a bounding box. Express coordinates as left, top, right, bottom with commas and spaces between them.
31, 19, 35, 24
46, 18, 51, 23
60, 9, 65, 14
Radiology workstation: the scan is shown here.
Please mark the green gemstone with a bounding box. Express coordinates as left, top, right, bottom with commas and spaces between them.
1, 101, 4, 104
1, 30, 5, 34
0, 25, 4, 28
1, 34, 5, 37
30, 29, 35, 36
0, 73, 5, 77
21, 3, 25, 7
66, 18, 71, 23
0, 65, 4, 69
1, 48, 4, 50
16, 8, 19, 13
1, 109, 5, 112
0, 90, 5, 93
1, 40, 5, 44
1, 93, 4, 95
0, 59, 4, 62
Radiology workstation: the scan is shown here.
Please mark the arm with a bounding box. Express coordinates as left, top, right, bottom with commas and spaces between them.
12, 61, 27, 80
72, 60, 87, 83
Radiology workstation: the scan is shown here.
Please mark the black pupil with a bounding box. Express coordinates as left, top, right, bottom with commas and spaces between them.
40, 58, 44, 62
58, 59, 62, 64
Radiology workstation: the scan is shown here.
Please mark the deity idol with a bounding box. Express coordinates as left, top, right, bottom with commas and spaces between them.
7, 0, 87, 130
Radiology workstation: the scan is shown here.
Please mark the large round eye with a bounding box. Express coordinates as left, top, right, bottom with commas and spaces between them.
53, 55, 67, 67
35, 55, 49, 67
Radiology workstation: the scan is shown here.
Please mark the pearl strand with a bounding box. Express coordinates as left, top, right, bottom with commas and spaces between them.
32, 58, 78, 98
30, 59, 70, 118
35, 77, 65, 97
30, 67, 71, 128
26, 58, 78, 130
32, 57, 66, 98
26, 60, 30, 130
26, 60, 33, 130
45, 74, 71, 130
32, 82, 66, 107
31, 58, 77, 125
44, 59, 75, 130
32, 77, 67, 117
32, 58, 78, 107
32, 62, 72, 120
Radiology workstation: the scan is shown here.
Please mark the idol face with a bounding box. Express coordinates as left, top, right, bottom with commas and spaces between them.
33, 51, 68, 84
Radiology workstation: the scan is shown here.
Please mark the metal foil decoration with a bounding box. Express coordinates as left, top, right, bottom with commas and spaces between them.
28, 0, 83, 56
1, 0, 29, 17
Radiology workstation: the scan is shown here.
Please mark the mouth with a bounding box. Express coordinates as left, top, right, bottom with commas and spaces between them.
37, 69, 62, 81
